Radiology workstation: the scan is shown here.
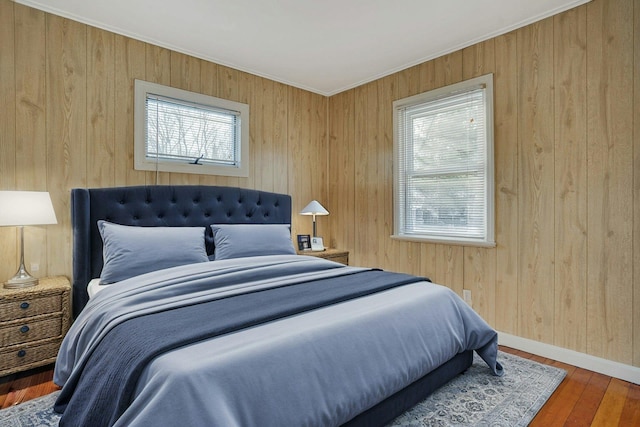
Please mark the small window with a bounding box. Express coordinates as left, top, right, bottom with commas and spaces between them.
134, 80, 249, 177
393, 74, 495, 247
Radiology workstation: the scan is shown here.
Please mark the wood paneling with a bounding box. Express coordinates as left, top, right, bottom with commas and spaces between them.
353, 83, 374, 267
0, 0, 326, 288
516, 17, 556, 344
553, 6, 587, 354
493, 32, 519, 335
0, 0, 16, 191
585, 0, 634, 365
87, 26, 116, 189
287, 86, 328, 238
114, 35, 146, 186
328, 90, 355, 251
45, 14, 87, 278
14, 4, 48, 278
462, 40, 496, 325
634, 0, 640, 369
1, 0, 638, 369
0, 0, 17, 276
328, 0, 639, 367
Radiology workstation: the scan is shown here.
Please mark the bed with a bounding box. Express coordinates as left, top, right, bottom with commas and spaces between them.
53, 185, 502, 427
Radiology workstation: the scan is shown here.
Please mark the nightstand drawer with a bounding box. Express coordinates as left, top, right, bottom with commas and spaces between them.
0, 294, 63, 322
0, 276, 70, 377
0, 339, 61, 374
0, 314, 63, 347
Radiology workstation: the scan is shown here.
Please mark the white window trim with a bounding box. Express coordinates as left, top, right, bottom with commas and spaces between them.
392, 74, 495, 247
134, 79, 250, 177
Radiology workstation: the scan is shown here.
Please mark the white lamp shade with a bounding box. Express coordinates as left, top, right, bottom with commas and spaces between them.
0, 191, 58, 226
300, 200, 329, 216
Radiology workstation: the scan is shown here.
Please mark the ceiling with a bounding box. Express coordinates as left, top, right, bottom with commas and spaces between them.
17, 0, 589, 96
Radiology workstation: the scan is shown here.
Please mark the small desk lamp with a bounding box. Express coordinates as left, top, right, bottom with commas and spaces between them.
300, 200, 329, 237
0, 191, 58, 288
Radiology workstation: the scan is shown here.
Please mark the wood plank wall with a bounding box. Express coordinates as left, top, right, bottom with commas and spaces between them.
0, 1, 327, 283
0, 0, 638, 369
329, 0, 639, 367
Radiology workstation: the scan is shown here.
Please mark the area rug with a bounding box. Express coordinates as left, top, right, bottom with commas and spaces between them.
0, 351, 564, 426
389, 351, 566, 426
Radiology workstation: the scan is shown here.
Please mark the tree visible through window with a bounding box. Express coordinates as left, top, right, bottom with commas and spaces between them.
134, 80, 249, 177
393, 74, 495, 246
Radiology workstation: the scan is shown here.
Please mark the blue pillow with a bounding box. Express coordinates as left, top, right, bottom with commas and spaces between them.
211, 224, 296, 260
98, 221, 209, 284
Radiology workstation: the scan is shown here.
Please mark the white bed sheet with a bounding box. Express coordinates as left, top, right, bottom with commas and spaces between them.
87, 278, 106, 298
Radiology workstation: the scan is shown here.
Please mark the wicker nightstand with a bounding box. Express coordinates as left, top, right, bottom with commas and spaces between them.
0, 276, 71, 377
297, 248, 349, 265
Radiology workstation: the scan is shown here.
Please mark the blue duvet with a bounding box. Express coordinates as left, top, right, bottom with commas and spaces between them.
54, 255, 502, 427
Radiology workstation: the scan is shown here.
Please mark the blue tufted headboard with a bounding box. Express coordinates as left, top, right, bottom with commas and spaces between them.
71, 185, 292, 317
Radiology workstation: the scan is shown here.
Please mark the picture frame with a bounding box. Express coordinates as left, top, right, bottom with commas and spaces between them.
311, 236, 324, 251
297, 234, 311, 251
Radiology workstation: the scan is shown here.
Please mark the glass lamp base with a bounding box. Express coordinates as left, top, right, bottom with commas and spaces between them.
4, 265, 38, 289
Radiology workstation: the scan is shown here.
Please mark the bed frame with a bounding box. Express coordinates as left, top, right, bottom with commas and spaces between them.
70, 184, 472, 427
70, 185, 292, 317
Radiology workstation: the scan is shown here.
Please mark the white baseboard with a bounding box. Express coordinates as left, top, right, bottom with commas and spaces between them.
497, 331, 640, 385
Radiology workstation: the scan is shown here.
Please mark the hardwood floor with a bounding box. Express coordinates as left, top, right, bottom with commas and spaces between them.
0, 346, 638, 425
499, 347, 640, 427
0, 363, 59, 410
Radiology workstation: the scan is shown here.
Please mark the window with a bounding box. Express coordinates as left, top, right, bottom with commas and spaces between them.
393, 74, 494, 247
134, 80, 249, 177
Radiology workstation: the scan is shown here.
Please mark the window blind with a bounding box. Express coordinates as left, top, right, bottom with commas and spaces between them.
394, 74, 494, 245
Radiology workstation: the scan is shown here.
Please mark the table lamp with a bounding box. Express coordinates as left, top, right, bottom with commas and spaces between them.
300, 200, 329, 238
0, 191, 58, 288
